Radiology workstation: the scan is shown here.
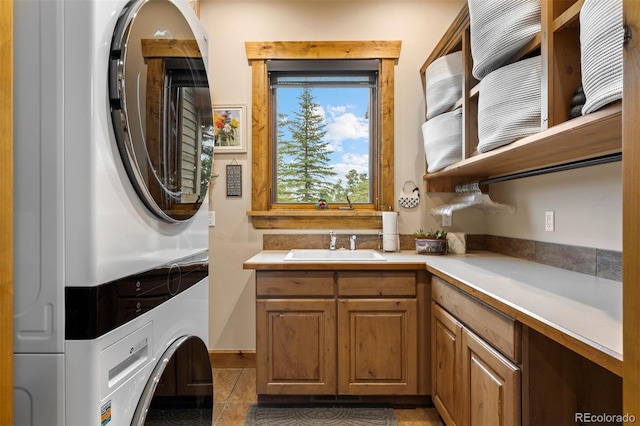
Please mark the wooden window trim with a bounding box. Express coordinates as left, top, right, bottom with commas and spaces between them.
245, 41, 401, 229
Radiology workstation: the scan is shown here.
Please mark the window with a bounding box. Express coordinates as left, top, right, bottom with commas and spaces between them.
245, 41, 401, 229
269, 59, 378, 206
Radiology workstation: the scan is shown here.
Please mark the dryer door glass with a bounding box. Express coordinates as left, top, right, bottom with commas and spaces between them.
132, 336, 213, 425
109, 0, 213, 223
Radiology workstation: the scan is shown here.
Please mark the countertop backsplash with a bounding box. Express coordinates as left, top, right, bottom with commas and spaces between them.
261, 233, 621, 282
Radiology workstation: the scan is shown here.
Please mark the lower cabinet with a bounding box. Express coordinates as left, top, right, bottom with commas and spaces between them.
462, 326, 520, 426
431, 303, 463, 425
432, 277, 521, 426
256, 299, 336, 395
338, 298, 417, 395
255, 269, 426, 396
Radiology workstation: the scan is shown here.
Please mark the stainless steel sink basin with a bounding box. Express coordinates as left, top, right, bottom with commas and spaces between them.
283, 249, 387, 261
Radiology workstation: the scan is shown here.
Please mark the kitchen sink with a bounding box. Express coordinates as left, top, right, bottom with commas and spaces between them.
283, 249, 387, 261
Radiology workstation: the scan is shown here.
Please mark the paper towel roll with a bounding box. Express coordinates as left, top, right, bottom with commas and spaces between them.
382, 212, 399, 252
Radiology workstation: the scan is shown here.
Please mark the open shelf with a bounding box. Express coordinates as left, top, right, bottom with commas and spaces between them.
419, 0, 618, 193
423, 102, 621, 192
552, 0, 584, 32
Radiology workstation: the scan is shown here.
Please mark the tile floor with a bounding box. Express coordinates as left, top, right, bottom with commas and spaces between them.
212, 368, 444, 425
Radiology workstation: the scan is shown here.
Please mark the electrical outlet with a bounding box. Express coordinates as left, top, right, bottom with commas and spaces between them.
208, 211, 215, 227
545, 211, 554, 232
442, 214, 452, 227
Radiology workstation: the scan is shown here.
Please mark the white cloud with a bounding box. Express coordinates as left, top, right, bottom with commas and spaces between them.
331, 153, 369, 182
313, 105, 326, 121
325, 112, 369, 154
341, 152, 368, 166
327, 105, 347, 115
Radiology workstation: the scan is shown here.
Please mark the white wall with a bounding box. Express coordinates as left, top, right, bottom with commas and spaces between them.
199, 0, 622, 351
486, 162, 622, 251
200, 0, 476, 350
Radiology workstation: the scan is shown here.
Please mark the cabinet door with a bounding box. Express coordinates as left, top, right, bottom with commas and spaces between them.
462, 328, 520, 426
256, 299, 336, 395
432, 303, 463, 426
337, 299, 417, 395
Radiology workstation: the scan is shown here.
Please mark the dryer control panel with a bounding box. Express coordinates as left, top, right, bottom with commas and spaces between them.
65, 250, 208, 340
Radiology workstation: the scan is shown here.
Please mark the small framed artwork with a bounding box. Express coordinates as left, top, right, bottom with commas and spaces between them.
226, 164, 242, 197
213, 104, 246, 154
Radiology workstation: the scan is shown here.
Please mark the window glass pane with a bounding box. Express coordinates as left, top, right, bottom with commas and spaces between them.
273, 84, 373, 205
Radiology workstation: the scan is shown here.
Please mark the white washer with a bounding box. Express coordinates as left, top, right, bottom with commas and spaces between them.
13, 0, 214, 424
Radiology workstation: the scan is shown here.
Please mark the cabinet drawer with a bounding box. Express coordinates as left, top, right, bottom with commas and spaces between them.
256, 271, 335, 297
337, 271, 416, 297
432, 277, 520, 363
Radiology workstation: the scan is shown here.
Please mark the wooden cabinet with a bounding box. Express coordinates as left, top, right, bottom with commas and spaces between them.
256, 299, 336, 395
255, 269, 428, 397
255, 271, 336, 395
420, 1, 621, 192
432, 278, 521, 426
338, 298, 417, 395
432, 303, 463, 426
462, 328, 520, 426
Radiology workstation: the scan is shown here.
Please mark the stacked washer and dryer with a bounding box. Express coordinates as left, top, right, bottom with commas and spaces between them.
13, 0, 214, 424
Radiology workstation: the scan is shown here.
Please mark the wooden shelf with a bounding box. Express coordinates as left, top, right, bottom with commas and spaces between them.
420, 0, 618, 193
552, 0, 584, 32
423, 102, 621, 192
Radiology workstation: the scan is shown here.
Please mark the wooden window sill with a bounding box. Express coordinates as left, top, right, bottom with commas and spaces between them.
247, 210, 384, 229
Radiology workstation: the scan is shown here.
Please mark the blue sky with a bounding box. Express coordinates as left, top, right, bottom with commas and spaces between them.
277, 87, 371, 183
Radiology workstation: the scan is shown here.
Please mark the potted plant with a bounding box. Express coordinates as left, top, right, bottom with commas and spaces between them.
414, 229, 448, 255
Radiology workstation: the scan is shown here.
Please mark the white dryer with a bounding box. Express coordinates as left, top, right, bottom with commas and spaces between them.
13, 0, 214, 424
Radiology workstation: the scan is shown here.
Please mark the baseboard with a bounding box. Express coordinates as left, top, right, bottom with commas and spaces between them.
209, 350, 256, 368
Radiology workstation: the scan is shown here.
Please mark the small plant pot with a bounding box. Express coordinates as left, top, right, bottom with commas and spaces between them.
415, 238, 447, 255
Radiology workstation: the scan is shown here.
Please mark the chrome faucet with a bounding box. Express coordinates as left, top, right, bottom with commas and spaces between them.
329, 230, 337, 250
350, 235, 356, 251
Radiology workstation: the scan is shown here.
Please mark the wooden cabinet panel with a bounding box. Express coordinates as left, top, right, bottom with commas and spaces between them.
256, 271, 335, 297
255, 269, 425, 398
432, 278, 521, 426
432, 277, 520, 363
462, 328, 520, 426
256, 299, 336, 394
432, 303, 463, 426
337, 271, 416, 297
337, 299, 418, 395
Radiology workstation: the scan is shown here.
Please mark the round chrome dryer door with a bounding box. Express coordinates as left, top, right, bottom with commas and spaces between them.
109, 0, 213, 223
132, 336, 213, 425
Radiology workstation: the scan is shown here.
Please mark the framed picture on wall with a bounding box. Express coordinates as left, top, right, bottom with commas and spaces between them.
213, 105, 246, 154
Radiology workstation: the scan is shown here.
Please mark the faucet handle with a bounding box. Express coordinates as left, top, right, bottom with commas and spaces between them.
329, 230, 337, 250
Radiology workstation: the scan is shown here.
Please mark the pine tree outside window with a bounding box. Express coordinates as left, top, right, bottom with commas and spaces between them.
270, 60, 378, 206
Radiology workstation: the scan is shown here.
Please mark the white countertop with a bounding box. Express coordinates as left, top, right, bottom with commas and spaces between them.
421, 252, 622, 371
244, 250, 622, 375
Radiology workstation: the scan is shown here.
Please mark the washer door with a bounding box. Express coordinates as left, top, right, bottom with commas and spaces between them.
132, 336, 213, 425
109, 0, 213, 223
